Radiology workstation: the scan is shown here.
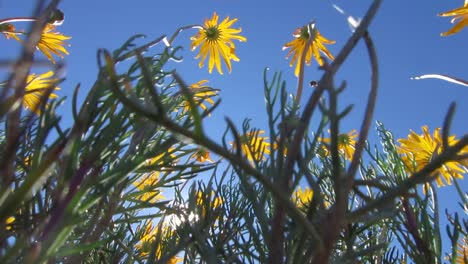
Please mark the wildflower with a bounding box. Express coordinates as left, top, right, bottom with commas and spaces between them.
319, 129, 358, 161
191, 148, 214, 163
133, 172, 165, 203
439, 0, 468, 36
190, 12, 246, 74
23, 71, 60, 115
283, 24, 335, 77
0, 23, 21, 41
230, 130, 271, 163
397, 126, 467, 187
36, 24, 71, 63
292, 186, 314, 208
181, 80, 218, 115
135, 221, 181, 263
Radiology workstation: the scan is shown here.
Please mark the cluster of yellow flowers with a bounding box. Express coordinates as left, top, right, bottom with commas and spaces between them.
292, 186, 314, 208
2, 4, 467, 261
1, 14, 70, 114
190, 12, 335, 76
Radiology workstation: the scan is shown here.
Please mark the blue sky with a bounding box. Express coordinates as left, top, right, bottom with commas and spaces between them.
3, 0, 467, 138
1, 0, 467, 252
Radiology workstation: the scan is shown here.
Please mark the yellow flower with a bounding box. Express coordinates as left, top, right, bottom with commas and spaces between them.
135, 221, 181, 263
190, 12, 246, 74
283, 24, 335, 77
0, 23, 21, 41
167, 257, 182, 264
292, 186, 314, 208
319, 129, 358, 161
181, 80, 218, 115
230, 130, 271, 163
36, 24, 71, 63
397, 126, 467, 187
133, 172, 165, 203
5, 216, 15, 231
23, 71, 60, 115
191, 148, 214, 163
439, 0, 468, 36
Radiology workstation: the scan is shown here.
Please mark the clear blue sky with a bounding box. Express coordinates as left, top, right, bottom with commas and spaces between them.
3, 0, 467, 137
2, 0, 467, 250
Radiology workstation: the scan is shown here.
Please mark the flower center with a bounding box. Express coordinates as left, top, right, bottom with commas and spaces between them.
300, 27, 310, 39
338, 134, 350, 145
299, 26, 318, 41
205, 26, 220, 40
0, 23, 15, 32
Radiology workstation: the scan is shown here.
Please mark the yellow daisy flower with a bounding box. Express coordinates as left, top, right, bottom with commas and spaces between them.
190, 148, 214, 163
283, 24, 335, 77
319, 129, 358, 161
439, 0, 468, 36
190, 12, 246, 74
181, 80, 218, 115
135, 221, 181, 263
23, 71, 60, 115
230, 130, 271, 163
36, 24, 71, 63
397, 126, 467, 187
292, 186, 314, 208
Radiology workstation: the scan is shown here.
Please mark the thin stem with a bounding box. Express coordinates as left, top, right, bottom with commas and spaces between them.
346, 30, 379, 187
167, 24, 202, 46
295, 22, 315, 104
